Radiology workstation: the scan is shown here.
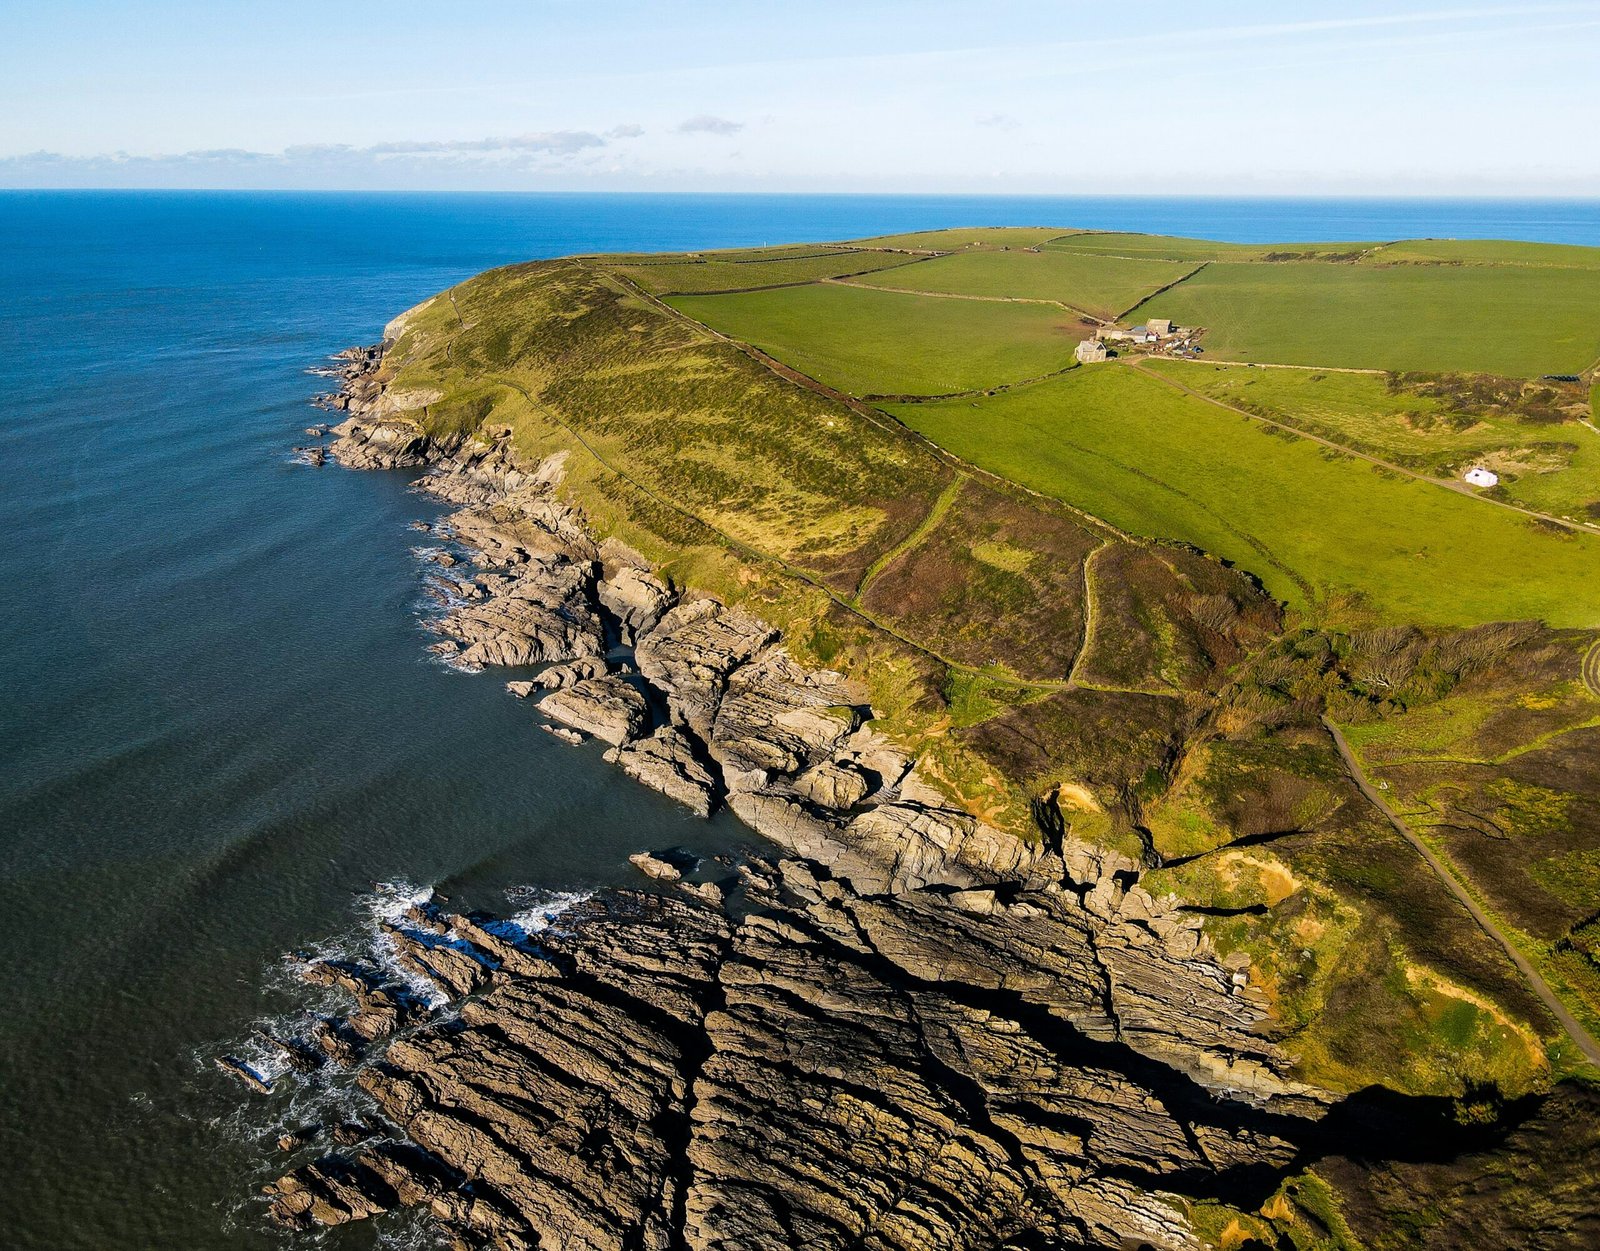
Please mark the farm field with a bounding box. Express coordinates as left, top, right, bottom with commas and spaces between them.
1360, 238, 1600, 268
1044, 232, 1379, 262
668, 281, 1087, 396
846, 247, 1196, 320
884, 363, 1600, 627
617, 249, 919, 294
1132, 259, 1600, 375
1143, 360, 1600, 521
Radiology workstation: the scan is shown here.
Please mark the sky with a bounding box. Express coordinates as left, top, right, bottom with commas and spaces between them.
2, 1, 1598, 194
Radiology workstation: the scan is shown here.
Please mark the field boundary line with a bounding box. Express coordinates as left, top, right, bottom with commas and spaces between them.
823, 275, 1105, 324
1129, 361, 1600, 536
1323, 717, 1600, 1068
1114, 260, 1208, 323
598, 262, 1143, 548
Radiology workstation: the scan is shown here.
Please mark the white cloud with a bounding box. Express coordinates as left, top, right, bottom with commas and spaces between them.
676, 115, 743, 136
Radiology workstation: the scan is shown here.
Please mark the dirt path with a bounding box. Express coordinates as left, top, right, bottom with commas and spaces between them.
1583, 638, 1600, 698
1322, 716, 1600, 1068
853, 474, 966, 600
1132, 362, 1600, 536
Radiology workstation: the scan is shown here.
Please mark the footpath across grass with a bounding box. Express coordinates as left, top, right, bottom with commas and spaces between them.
886, 363, 1600, 627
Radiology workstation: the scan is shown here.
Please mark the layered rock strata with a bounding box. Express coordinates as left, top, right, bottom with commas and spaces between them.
264, 863, 1324, 1250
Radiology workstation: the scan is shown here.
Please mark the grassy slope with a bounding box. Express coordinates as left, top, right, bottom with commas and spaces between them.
668, 282, 1088, 396
885, 364, 1600, 628
1144, 359, 1600, 520
847, 247, 1196, 319
1135, 260, 1600, 375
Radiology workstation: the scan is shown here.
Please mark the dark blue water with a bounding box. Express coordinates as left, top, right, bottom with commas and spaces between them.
2, 192, 1597, 1251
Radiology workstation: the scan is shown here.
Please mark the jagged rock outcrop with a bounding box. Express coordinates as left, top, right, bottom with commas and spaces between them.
262, 865, 1323, 1249
606, 726, 717, 817
434, 554, 605, 668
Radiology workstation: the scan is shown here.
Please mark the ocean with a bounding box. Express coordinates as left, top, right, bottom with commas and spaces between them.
1, 191, 1597, 1250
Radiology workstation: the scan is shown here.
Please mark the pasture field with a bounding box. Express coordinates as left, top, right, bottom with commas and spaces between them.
667, 281, 1086, 396
1134, 260, 1600, 375
1045, 232, 1379, 262
1361, 238, 1600, 268
847, 247, 1196, 320
618, 249, 919, 294
845, 226, 1073, 251
885, 363, 1600, 627
1144, 360, 1600, 520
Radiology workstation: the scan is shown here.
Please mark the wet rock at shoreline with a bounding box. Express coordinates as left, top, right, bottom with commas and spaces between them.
606, 725, 717, 817
538, 674, 649, 746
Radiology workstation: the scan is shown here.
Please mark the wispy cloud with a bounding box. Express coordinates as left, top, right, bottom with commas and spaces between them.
676, 114, 743, 136
0, 128, 636, 189
975, 114, 1019, 130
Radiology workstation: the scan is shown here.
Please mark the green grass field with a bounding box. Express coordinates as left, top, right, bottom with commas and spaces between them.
1144, 360, 1600, 520
885, 364, 1600, 627
668, 282, 1087, 396
846, 247, 1196, 320
1134, 260, 1600, 375
1362, 239, 1600, 268
1044, 233, 1380, 263
618, 250, 919, 294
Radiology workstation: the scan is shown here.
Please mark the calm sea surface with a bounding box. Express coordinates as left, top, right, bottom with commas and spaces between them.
2, 192, 1598, 1249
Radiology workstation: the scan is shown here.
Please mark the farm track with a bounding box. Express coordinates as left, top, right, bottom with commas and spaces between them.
1130, 361, 1600, 535
1323, 717, 1600, 1069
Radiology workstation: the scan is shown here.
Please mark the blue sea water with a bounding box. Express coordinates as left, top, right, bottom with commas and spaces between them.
1, 191, 1597, 1250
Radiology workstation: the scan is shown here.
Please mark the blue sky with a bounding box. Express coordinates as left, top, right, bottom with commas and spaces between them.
2, 1, 1597, 193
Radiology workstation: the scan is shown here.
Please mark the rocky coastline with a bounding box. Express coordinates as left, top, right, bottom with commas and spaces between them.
239, 344, 1517, 1249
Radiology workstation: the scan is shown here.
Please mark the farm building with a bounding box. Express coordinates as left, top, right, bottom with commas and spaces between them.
1099, 325, 1155, 344
1146, 318, 1174, 336
1075, 339, 1108, 363
1464, 466, 1500, 488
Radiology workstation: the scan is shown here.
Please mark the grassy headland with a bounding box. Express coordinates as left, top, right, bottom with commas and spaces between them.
364, 226, 1600, 1122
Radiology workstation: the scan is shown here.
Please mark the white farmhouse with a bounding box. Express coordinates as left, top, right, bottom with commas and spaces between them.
1464, 466, 1499, 488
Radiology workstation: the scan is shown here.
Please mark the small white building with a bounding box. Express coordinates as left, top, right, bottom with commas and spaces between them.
1075, 339, 1108, 363
1464, 466, 1499, 488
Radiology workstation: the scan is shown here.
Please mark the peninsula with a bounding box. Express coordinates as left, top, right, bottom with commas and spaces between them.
253, 227, 1600, 1250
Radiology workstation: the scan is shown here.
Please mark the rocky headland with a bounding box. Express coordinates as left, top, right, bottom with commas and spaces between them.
241, 342, 1599, 1250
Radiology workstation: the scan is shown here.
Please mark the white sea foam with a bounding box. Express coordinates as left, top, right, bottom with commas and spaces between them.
491, 885, 593, 944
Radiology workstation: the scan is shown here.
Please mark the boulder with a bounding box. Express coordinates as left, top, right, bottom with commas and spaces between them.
627, 851, 683, 882
538, 676, 649, 747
